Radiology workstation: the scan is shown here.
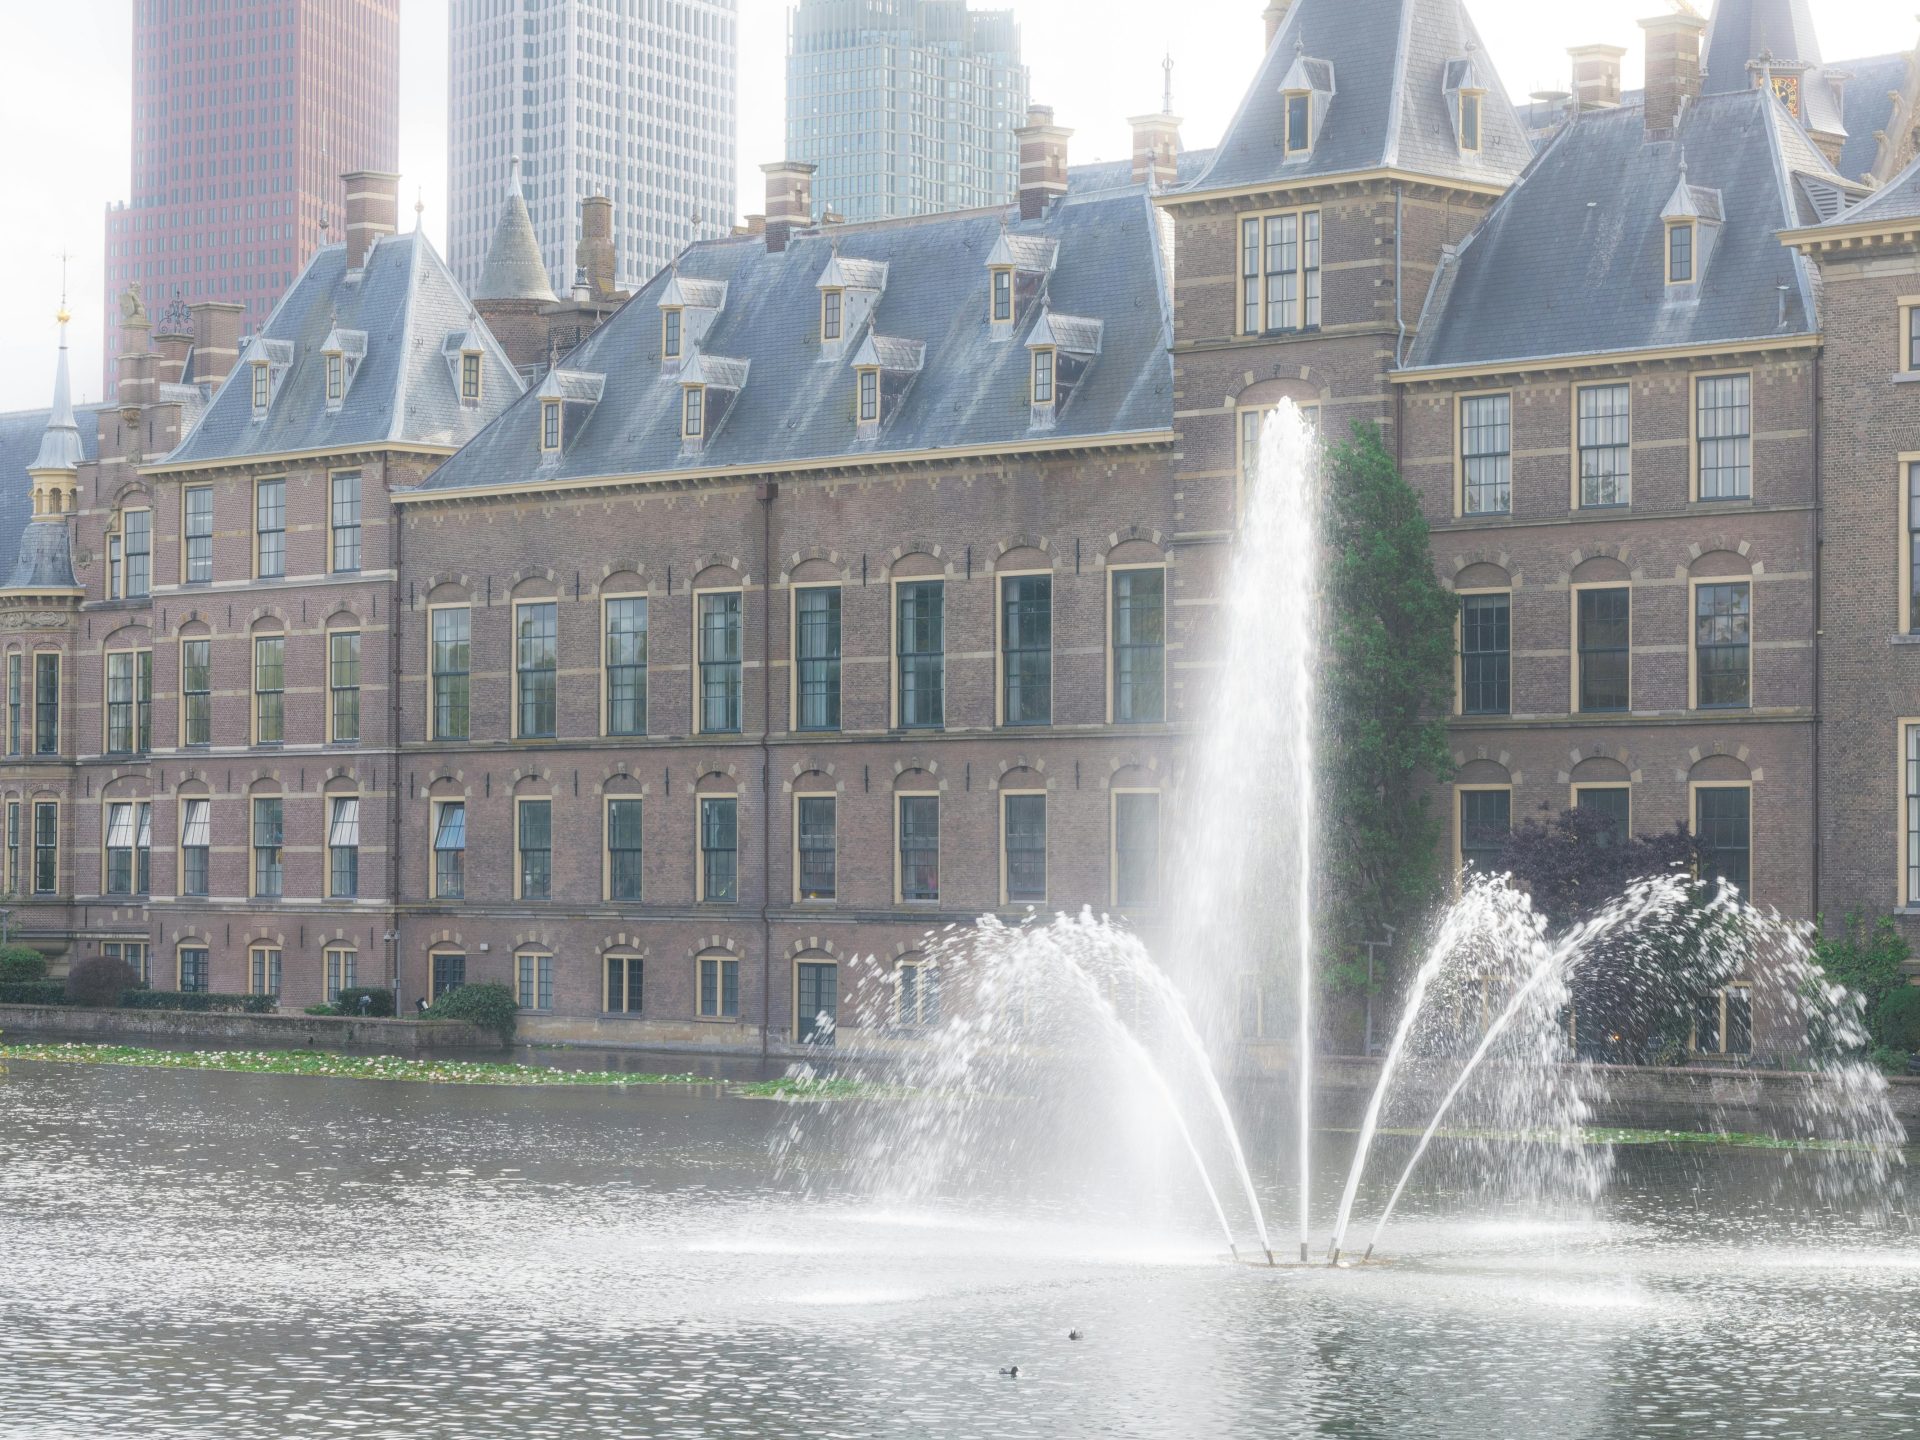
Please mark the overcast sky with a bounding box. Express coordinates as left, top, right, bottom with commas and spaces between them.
0, 0, 1910, 411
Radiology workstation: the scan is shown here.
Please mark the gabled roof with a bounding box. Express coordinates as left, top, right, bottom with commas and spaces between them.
1404, 88, 1823, 374
474, 159, 558, 304
817, 254, 889, 292
1804, 146, 1920, 229
1065, 147, 1217, 196
854, 335, 927, 372
163, 232, 524, 467
413, 185, 1174, 497
1181, 0, 1532, 197
661, 273, 727, 310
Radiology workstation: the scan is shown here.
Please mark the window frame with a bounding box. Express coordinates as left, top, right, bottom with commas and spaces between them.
180, 637, 212, 747
430, 798, 467, 901
248, 943, 282, 1001
1571, 783, 1632, 844
250, 361, 270, 413
1454, 389, 1513, 518
183, 484, 214, 585
1689, 779, 1754, 899
1454, 586, 1512, 717
251, 632, 285, 746
1689, 370, 1753, 503
1572, 382, 1632, 510
1236, 206, 1323, 337
324, 351, 345, 405
324, 945, 357, 1004
1666, 219, 1696, 285
180, 796, 212, 897
604, 951, 645, 1015
427, 603, 472, 742
1000, 788, 1048, 908
252, 476, 286, 581
696, 794, 739, 905
997, 568, 1053, 728
32, 651, 59, 757
895, 790, 941, 905
460, 350, 483, 404
515, 949, 555, 1012
661, 306, 683, 361
896, 956, 936, 1028
696, 950, 740, 1020
540, 399, 562, 453
514, 796, 553, 902
1898, 717, 1920, 907
119, 507, 152, 599
103, 646, 153, 756
604, 795, 643, 902
693, 586, 744, 736
1457, 88, 1483, 153
329, 469, 363, 574
682, 383, 705, 441
1282, 89, 1312, 154
790, 581, 842, 734
249, 794, 284, 899
429, 947, 467, 1002
1570, 582, 1632, 715
1453, 783, 1513, 878
1897, 454, 1920, 635
990, 266, 1013, 324
327, 628, 361, 745
891, 575, 945, 731
176, 943, 210, 994
103, 798, 141, 897
1110, 787, 1161, 908
1688, 577, 1754, 712
511, 598, 559, 741
1901, 298, 1920, 374
857, 366, 879, 424
601, 589, 649, 738
326, 792, 360, 900
793, 790, 837, 904
1107, 562, 1167, 725
1030, 346, 1055, 406
31, 798, 56, 895
820, 286, 843, 342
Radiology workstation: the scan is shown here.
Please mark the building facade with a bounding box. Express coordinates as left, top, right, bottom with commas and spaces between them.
785, 0, 1026, 224
447, 0, 739, 301
103, 0, 402, 392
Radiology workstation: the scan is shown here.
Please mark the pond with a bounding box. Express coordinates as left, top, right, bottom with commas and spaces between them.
2, 1059, 1916, 1439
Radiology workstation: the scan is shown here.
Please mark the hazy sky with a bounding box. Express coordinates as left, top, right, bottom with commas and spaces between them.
1, 0, 1911, 411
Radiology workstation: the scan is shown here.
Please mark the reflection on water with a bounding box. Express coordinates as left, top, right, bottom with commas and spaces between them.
2, 1062, 1916, 1439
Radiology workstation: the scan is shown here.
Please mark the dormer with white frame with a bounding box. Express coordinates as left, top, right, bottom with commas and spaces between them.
1025, 309, 1102, 431
677, 347, 749, 455
815, 250, 889, 361
320, 324, 367, 413
441, 322, 487, 409
984, 230, 1058, 338
658, 272, 727, 374
243, 338, 294, 421
1443, 54, 1487, 156
1278, 43, 1336, 162
850, 335, 926, 437
1662, 159, 1724, 295
535, 367, 606, 460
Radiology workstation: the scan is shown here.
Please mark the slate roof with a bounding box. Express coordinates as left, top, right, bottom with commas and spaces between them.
1404, 88, 1824, 372
1808, 147, 1920, 228
1064, 148, 1217, 195
474, 161, 559, 304
1180, 0, 1532, 197
413, 186, 1174, 496
1835, 52, 1915, 182
163, 232, 524, 468
0, 400, 102, 593
1703, 0, 1822, 95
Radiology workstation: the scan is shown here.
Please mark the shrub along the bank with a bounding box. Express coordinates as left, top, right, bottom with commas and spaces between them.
334, 987, 395, 1018
0, 947, 49, 983
120, 990, 276, 1014
1875, 986, 1920, 1054
0, 980, 66, 1005
66, 957, 144, 1008
424, 983, 517, 1043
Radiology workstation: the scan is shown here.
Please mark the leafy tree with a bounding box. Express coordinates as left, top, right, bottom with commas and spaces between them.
424, 983, 517, 1044
1496, 805, 1697, 935
1317, 422, 1457, 988
65, 955, 144, 1008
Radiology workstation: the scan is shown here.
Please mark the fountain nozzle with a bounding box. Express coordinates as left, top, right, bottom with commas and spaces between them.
1264, 1248, 1276, 1267
1328, 1247, 1341, 1267
1230, 1243, 1241, 1264
1299, 1242, 1309, 1264
1362, 1244, 1374, 1264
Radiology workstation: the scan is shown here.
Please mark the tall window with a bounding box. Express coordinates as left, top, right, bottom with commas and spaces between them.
329, 632, 361, 743
1576, 589, 1630, 713
254, 478, 285, 579
1031, 348, 1055, 405
1577, 384, 1631, 508
325, 947, 356, 1004
1460, 593, 1510, 716
1695, 786, 1751, 896
795, 587, 841, 731
516, 601, 557, 738
683, 385, 705, 439
541, 400, 561, 451
1112, 569, 1165, 724
329, 796, 359, 899
516, 951, 554, 1011
431, 951, 466, 1001
796, 795, 836, 901
1001, 575, 1052, 726
699, 952, 739, 1019
136, 802, 151, 895
897, 581, 944, 729
253, 635, 284, 744
181, 799, 211, 896
1575, 786, 1630, 844
606, 954, 644, 1015
605, 596, 648, 736
1460, 394, 1512, 515
106, 652, 138, 754
30, 652, 58, 756
460, 352, 482, 403
1909, 307, 1920, 373
331, 472, 362, 572
7, 653, 19, 755
821, 288, 843, 341
5, 801, 17, 894
178, 947, 209, 994
1459, 789, 1511, 873
1240, 210, 1322, 335
105, 942, 150, 986
431, 608, 470, 741
991, 268, 1012, 323
1907, 724, 1920, 905
1696, 374, 1751, 500
433, 801, 466, 899
184, 486, 213, 583
1695, 984, 1753, 1057
1113, 792, 1159, 906
897, 958, 936, 1027
606, 799, 643, 902
1694, 583, 1752, 709
700, 796, 737, 903
1909, 462, 1920, 634
898, 795, 939, 902
106, 802, 139, 895
325, 352, 345, 403
1667, 222, 1694, 284
517, 799, 552, 900
1004, 794, 1047, 904
858, 368, 878, 423
249, 945, 282, 1000
1284, 92, 1311, 152
181, 640, 212, 747
662, 308, 682, 359
252, 797, 283, 897
251, 362, 270, 411
698, 591, 742, 734
32, 801, 55, 894
1459, 90, 1482, 150
124, 509, 151, 598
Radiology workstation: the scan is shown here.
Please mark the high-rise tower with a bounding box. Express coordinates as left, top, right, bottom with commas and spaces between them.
101, 0, 402, 393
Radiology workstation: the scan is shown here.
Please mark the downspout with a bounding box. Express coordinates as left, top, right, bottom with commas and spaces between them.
758, 480, 777, 1061
1809, 345, 1823, 920
1394, 183, 1407, 369
388, 466, 405, 1011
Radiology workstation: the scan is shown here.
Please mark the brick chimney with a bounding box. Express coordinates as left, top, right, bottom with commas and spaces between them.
1264, 0, 1292, 47
1569, 44, 1627, 111
189, 301, 246, 387
1129, 111, 1183, 190
578, 195, 616, 298
762, 161, 816, 253
341, 169, 401, 269
1639, 9, 1706, 137
1015, 105, 1073, 222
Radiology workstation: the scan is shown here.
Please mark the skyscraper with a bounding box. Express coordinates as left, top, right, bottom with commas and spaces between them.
785, 0, 1026, 224
102, 0, 402, 393
447, 0, 739, 300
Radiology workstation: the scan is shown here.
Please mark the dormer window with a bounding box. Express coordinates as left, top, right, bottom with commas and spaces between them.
325, 353, 345, 404
320, 328, 365, 411
1667, 222, 1695, 284
992, 268, 1013, 323
460, 351, 482, 405
1025, 310, 1101, 431
683, 385, 705, 441
251, 362, 271, 414
1660, 168, 1721, 292
541, 400, 562, 453
663, 308, 683, 361
1031, 348, 1056, 406
822, 289, 844, 343
1278, 49, 1335, 163
1458, 90, 1483, 153
1284, 92, 1312, 154
858, 367, 879, 424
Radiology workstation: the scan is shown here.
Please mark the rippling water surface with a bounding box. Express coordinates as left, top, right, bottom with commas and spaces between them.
2, 1060, 1916, 1439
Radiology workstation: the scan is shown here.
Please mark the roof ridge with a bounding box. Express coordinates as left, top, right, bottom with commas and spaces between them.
387, 231, 425, 444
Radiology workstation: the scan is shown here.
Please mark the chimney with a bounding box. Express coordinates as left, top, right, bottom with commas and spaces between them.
1129, 111, 1183, 190
189, 301, 246, 387
1015, 105, 1073, 222
1569, 44, 1627, 111
341, 169, 401, 269
762, 161, 816, 253
1263, 0, 1292, 48
117, 298, 155, 413
578, 195, 616, 299
1639, 9, 1706, 137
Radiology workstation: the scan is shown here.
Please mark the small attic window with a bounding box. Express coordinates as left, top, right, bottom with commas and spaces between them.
1284, 92, 1312, 155
683, 385, 706, 441
991, 268, 1013, 324
1667, 221, 1695, 285
540, 399, 562, 453
857, 367, 879, 425
251, 362, 271, 414
821, 289, 844, 343
1458, 91, 1483, 153
324, 352, 345, 405
460, 351, 482, 405
1031, 348, 1056, 407
662, 308, 683, 361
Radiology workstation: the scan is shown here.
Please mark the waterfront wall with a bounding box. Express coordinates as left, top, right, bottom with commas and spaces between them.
0, 1005, 504, 1054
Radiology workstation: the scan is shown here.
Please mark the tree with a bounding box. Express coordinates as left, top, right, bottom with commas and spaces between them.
1496, 804, 1697, 935
1317, 422, 1457, 990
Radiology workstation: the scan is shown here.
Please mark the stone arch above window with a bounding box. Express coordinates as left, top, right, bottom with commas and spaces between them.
791, 768, 836, 794
1454, 561, 1511, 590
695, 768, 739, 795
175, 616, 212, 640
1106, 761, 1158, 791
1104, 536, 1165, 567
324, 607, 363, 631
887, 548, 946, 580
428, 774, 469, 800
1689, 754, 1752, 784
510, 573, 557, 601
1456, 758, 1511, 786
511, 773, 552, 799
994, 544, 1051, 575
1570, 555, 1630, 584
427, 580, 471, 605
246, 776, 284, 798
787, 557, 842, 585
599, 771, 646, 798
1570, 756, 1631, 784
322, 773, 360, 798
1234, 376, 1322, 409
1689, 549, 1754, 580
102, 623, 150, 651
248, 614, 285, 638
894, 767, 938, 792
996, 765, 1047, 792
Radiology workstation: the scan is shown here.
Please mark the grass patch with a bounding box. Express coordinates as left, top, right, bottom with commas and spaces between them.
0, 1042, 711, 1089
733, 1075, 899, 1102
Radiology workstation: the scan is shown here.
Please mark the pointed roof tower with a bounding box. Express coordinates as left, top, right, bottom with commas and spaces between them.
31, 306, 85, 478
474, 157, 559, 304
7, 306, 83, 591
1701, 0, 1822, 95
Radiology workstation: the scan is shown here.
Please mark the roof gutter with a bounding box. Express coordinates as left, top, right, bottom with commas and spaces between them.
1390, 333, 1821, 385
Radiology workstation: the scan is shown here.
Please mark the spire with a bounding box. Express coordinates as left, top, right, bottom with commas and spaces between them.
474, 156, 559, 304
1163, 53, 1175, 115
1701, 0, 1822, 96
32, 307, 84, 476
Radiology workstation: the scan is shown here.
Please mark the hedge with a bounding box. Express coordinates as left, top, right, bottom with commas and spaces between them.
0, 980, 67, 1005
0, 947, 50, 983
334, 987, 395, 1018
423, 983, 517, 1043
120, 991, 277, 1014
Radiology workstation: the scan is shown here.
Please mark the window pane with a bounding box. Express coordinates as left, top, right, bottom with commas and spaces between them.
701, 797, 738, 902
899, 796, 939, 901
434, 802, 466, 899
608, 799, 643, 901
1461, 394, 1511, 515
255, 479, 285, 578
1694, 583, 1751, 709
797, 795, 836, 901
1576, 787, 1630, 846
517, 602, 557, 738
698, 592, 743, 734
330, 632, 361, 743
431, 953, 467, 1001
1460, 594, 1510, 716
897, 582, 944, 729
432, 609, 471, 741
1577, 588, 1630, 713
254, 636, 284, 743
795, 588, 841, 731
1002, 575, 1052, 726
1113, 570, 1165, 723
605, 596, 649, 736
35, 654, 58, 755
185, 487, 213, 583
107, 652, 135, 753
1459, 790, 1511, 873
1005, 794, 1046, 903
124, 510, 151, 597
331, 472, 362, 572
1577, 384, 1631, 508
519, 801, 552, 900
1696, 787, 1751, 896
1696, 375, 1751, 500
253, 797, 283, 897
1115, 793, 1159, 905
182, 640, 212, 747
